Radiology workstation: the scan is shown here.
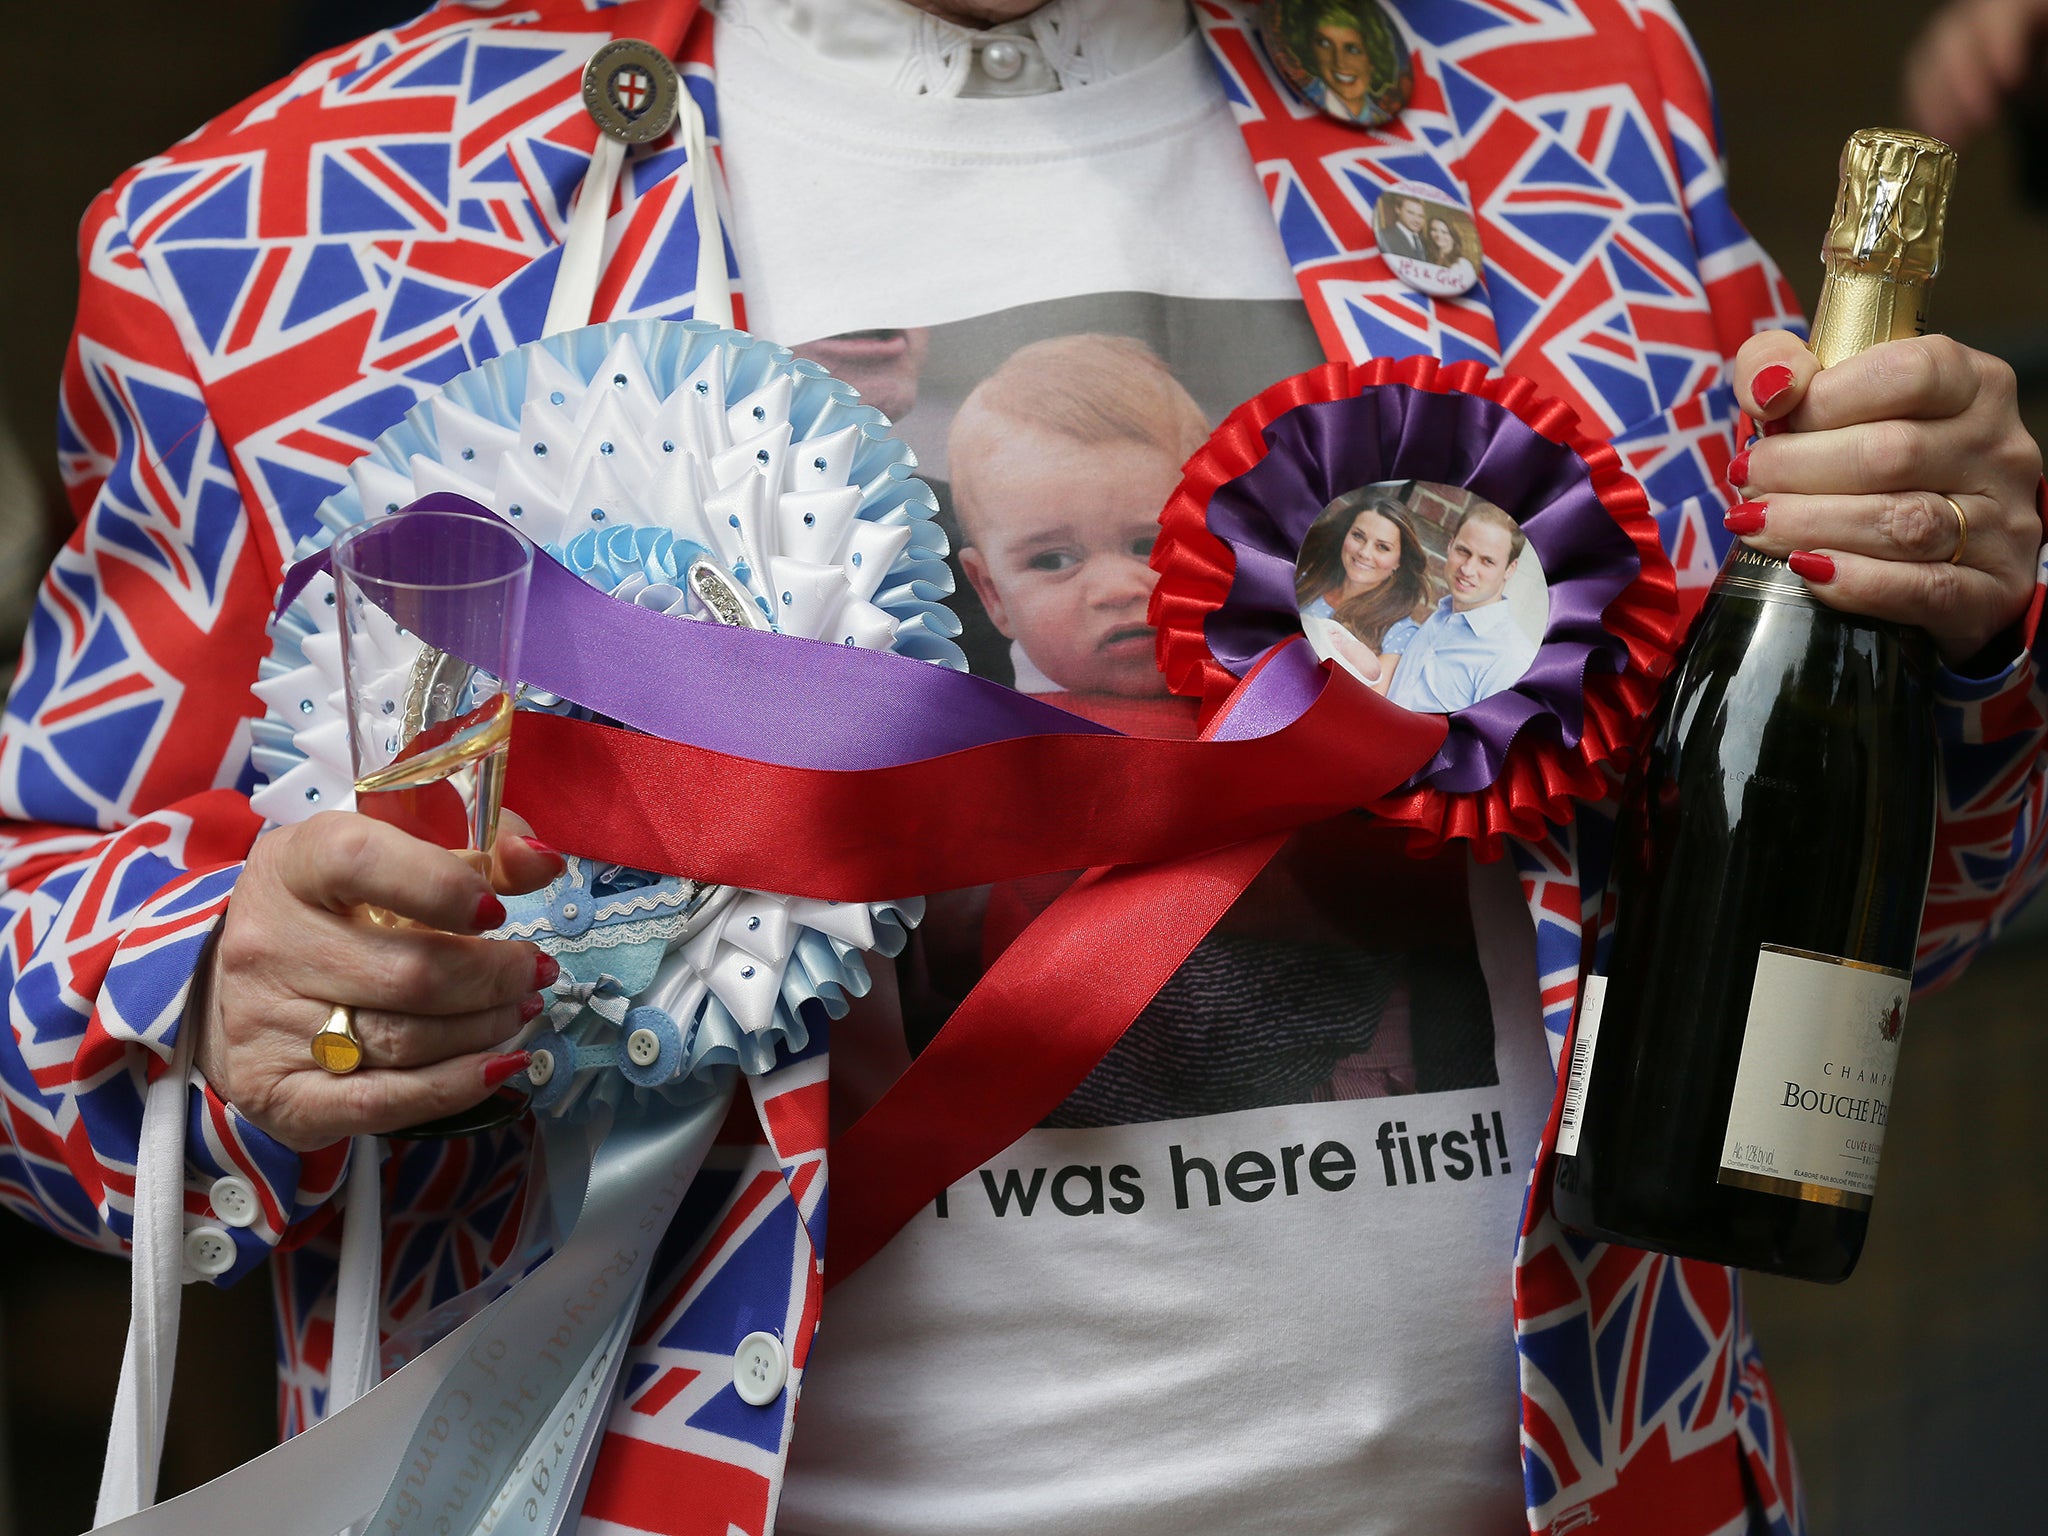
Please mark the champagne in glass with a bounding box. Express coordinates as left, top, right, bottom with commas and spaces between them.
352, 691, 516, 883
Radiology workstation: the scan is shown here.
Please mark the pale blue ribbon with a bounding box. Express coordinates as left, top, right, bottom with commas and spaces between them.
363, 1098, 705, 1536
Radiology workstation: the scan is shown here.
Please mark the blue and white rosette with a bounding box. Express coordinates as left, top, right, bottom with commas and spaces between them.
250, 320, 959, 1117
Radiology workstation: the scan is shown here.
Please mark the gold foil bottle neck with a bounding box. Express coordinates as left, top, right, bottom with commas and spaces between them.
1824, 128, 1955, 281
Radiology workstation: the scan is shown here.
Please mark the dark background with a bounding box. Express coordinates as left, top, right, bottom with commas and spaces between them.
2, 2, 2046, 1532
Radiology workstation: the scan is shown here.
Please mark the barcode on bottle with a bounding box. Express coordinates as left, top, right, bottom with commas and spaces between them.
1556, 975, 1609, 1157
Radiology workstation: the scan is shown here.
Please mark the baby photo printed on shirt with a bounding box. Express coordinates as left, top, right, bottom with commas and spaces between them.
1295, 479, 1547, 712
793, 295, 1506, 1135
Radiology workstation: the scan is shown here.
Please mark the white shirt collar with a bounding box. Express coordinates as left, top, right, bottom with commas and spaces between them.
722, 0, 1191, 98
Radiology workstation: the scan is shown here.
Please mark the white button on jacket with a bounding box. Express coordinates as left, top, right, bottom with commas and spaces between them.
208, 1175, 259, 1228
183, 1226, 236, 1278
732, 1331, 788, 1407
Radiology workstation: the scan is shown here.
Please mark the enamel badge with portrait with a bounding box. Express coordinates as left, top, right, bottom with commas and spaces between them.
1255, 0, 1413, 129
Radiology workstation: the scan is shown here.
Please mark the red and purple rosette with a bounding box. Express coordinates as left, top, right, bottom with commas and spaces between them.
1149, 356, 1684, 856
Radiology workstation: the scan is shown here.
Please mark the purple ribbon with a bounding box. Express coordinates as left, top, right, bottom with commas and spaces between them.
1202, 387, 1642, 794
278, 495, 1345, 772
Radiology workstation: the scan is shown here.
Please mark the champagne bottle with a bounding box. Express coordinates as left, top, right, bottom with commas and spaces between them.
1549, 129, 1956, 1282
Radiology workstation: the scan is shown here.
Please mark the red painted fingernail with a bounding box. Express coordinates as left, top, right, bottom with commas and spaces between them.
1723, 500, 1767, 536
1727, 448, 1752, 488
520, 835, 565, 866
1761, 416, 1791, 438
474, 892, 508, 929
518, 993, 546, 1023
1788, 550, 1835, 584
483, 1051, 532, 1089
534, 951, 560, 989
1753, 364, 1797, 409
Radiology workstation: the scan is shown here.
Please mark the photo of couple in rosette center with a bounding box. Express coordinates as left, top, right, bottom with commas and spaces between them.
1294, 481, 1545, 713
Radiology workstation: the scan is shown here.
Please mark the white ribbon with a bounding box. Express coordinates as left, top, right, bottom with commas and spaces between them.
678, 83, 733, 331
95, 1023, 196, 1526
544, 58, 731, 338
542, 135, 628, 338
327, 1136, 384, 1424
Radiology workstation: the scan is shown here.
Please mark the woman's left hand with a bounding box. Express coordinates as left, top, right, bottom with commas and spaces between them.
1726, 329, 2043, 665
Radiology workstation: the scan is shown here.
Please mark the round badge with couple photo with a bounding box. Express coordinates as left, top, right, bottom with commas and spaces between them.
1373, 180, 1483, 299
1149, 357, 1687, 854
1295, 481, 1546, 715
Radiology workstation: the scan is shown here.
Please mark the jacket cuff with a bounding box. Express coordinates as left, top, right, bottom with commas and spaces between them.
172, 903, 349, 1285
181, 1078, 350, 1284
1934, 479, 2048, 737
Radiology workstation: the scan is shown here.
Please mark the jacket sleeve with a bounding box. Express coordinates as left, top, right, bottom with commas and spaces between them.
1637, 0, 2048, 984
1916, 571, 2048, 987
0, 182, 349, 1283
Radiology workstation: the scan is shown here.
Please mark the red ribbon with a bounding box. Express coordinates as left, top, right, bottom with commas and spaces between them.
826, 831, 1291, 1279
504, 655, 1446, 901
504, 648, 1446, 1277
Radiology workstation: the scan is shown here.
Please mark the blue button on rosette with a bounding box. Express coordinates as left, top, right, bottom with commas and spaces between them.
250, 321, 960, 1118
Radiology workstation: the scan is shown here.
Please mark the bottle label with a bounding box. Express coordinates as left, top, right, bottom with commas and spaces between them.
1717, 944, 1910, 1208
1555, 975, 1607, 1157
1717, 547, 1825, 608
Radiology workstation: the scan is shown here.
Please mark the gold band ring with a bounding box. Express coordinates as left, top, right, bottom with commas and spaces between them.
1941, 493, 1969, 566
310, 1003, 365, 1074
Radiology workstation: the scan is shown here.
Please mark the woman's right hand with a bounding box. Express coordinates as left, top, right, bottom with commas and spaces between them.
193, 812, 564, 1151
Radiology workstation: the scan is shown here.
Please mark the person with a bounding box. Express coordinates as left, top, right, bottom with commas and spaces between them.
1902, 0, 2048, 147
1283, 0, 1404, 125
1382, 504, 1541, 713
792, 323, 1017, 681
1900, 0, 2048, 213
950, 333, 1203, 713
1293, 493, 1432, 686
1424, 212, 1479, 288
794, 327, 931, 422
5, 2, 2046, 1533
1379, 191, 1431, 260
929, 337, 1439, 1137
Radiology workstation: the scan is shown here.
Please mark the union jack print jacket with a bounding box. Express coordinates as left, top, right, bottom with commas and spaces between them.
3, 2, 2044, 1533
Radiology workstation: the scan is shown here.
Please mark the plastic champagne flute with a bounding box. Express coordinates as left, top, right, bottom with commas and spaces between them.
331, 508, 536, 1136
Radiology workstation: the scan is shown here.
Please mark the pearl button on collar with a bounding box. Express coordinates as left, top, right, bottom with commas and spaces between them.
977, 38, 1026, 82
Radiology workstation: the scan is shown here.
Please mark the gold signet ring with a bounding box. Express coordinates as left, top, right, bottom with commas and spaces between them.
310, 1003, 364, 1075
1941, 493, 1969, 566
